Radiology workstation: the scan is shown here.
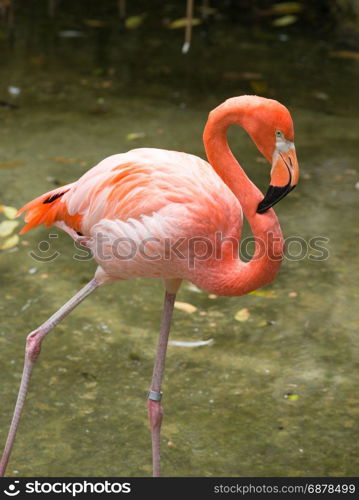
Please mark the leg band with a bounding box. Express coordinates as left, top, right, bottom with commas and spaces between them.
148, 390, 162, 402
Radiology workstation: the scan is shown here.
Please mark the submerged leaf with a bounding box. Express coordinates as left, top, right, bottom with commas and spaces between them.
0, 161, 25, 169
169, 18, 202, 29
83, 19, 108, 28
234, 308, 250, 322
186, 283, 202, 293
125, 15, 144, 29
126, 132, 146, 141
198, 6, 218, 16
250, 290, 277, 298
8, 86, 21, 96
330, 50, 359, 60
312, 91, 329, 101
0, 220, 19, 237
272, 15, 298, 27
174, 301, 197, 314
50, 157, 76, 164
257, 320, 272, 327
271, 2, 303, 15
1, 205, 18, 219
223, 71, 263, 81
286, 393, 299, 401
250, 80, 268, 94
169, 338, 213, 347
58, 30, 85, 39
0, 234, 19, 250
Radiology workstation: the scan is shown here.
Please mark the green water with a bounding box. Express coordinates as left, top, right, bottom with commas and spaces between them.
0, 18, 358, 477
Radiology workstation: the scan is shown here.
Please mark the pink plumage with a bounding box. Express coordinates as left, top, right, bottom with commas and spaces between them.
1, 95, 299, 477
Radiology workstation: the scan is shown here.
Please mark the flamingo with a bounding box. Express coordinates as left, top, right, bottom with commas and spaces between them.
0, 95, 299, 477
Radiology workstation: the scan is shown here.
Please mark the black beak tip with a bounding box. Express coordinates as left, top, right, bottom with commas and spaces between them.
256, 202, 269, 214
257, 184, 295, 214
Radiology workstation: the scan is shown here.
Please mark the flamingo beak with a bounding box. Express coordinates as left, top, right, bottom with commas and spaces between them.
257, 146, 299, 214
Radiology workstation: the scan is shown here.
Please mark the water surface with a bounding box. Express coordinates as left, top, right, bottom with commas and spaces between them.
0, 16, 358, 476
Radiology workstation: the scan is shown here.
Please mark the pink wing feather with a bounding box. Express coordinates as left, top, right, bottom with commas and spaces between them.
18, 148, 242, 279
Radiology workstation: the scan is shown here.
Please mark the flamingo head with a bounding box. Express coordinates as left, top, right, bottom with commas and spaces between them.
205, 95, 299, 213
237, 96, 299, 213
248, 98, 299, 214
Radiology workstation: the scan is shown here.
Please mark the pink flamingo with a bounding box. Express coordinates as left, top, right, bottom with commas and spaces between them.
0, 95, 299, 477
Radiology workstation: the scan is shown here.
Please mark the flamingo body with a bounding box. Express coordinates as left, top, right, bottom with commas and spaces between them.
1, 95, 300, 477
20, 148, 243, 286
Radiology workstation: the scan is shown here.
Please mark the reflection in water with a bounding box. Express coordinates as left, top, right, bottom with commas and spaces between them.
0, 13, 358, 476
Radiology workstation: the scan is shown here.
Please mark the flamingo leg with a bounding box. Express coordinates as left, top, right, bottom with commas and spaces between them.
147, 290, 177, 477
0, 278, 100, 477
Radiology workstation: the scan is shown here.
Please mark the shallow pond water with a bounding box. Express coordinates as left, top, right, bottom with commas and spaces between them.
0, 15, 358, 477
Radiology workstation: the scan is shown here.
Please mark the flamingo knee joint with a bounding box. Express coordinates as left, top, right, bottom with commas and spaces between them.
26, 331, 43, 362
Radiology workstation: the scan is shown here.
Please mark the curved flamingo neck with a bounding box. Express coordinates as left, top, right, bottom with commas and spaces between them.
194, 98, 284, 296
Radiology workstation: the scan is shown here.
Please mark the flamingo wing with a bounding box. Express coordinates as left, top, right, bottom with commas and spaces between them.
18, 148, 242, 278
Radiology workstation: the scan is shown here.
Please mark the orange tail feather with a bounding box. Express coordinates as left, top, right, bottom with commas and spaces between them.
18, 184, 75, 234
